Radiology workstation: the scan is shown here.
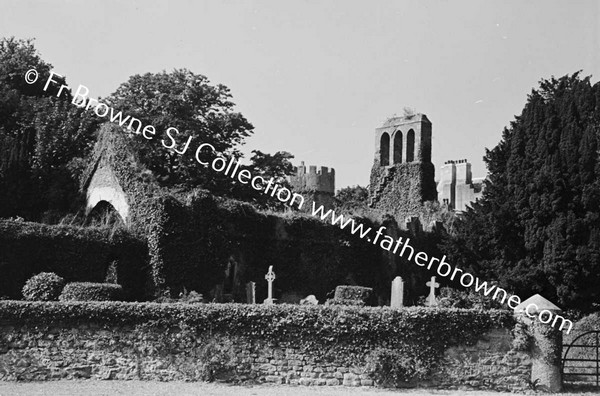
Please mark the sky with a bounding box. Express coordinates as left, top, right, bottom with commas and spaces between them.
1, 0, 598, 189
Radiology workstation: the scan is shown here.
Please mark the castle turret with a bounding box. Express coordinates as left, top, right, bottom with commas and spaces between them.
289, 161, 335, 211
368, 113, 437, 221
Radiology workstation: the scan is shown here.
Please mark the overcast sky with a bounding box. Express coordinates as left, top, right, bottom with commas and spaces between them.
2, 0, 598, 189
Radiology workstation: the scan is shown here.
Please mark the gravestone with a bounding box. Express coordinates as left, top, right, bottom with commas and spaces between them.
246, 281, 256, 304
300, 295, 319, 305
390, 276, 404, 308
425, 276, 439, 307
263, 266, 276, 305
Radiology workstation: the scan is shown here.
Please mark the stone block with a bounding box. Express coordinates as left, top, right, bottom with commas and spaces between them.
299, 378, 315, 386
342, 372, 358, 386
326, 379, 340, 386
264, 375, 282, 384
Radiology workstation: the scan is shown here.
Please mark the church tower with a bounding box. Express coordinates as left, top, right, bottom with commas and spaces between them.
368, 113, 437, 221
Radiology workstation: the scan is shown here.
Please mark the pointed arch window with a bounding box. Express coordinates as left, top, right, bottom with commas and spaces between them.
393, 131, 403, 164
406, 129, 415, 162
380, 133, 390, 166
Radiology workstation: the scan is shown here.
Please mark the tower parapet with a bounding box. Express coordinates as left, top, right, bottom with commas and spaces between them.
289, 161, 335, 194
289, 161, 335, 210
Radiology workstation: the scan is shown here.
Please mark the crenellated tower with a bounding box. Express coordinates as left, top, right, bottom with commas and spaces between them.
368, 113, 437, 221
289, 161, 335, 211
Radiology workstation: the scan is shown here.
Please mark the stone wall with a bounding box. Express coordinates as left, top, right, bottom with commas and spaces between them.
0, 320, 530, 391
432, 328, 531, 390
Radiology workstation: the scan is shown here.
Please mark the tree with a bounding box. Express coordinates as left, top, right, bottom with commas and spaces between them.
0, 37, 99, 221
235, 150, 295, 210
335, 185, 369, 211
441, 72, 600, 311
105, 69, 254, 194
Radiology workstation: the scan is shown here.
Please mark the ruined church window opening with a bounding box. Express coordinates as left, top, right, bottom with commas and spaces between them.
380, 133, 390, 166
406, 129, 415, 162
393, 131, 403, 164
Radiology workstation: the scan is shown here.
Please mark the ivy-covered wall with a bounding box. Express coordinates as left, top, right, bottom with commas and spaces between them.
0, 220, 147, 300
0, 301, 529, 391
146, 191, 389, 302
369, 163, 437, 222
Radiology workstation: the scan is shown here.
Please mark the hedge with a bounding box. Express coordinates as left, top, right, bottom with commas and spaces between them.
0, 220, 147, 300
0, 300, 513, 342
59, 282, 124, 301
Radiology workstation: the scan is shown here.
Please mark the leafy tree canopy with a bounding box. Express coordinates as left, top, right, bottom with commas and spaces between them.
442, 72, 600, 311
239, 150, 295, 210
0, 37, 98, 221
105, 69, 254, 194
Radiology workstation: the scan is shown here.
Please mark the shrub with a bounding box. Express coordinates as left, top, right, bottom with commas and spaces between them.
179, 289, 204, 304
22, 272, 65, 301
196, 337, 237, 381
366, 347, 428, 385
422, 287, 505, 310
333, 285, 373, 303
59, 282, 123, 301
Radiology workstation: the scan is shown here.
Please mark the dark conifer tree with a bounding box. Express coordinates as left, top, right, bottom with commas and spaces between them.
441, 72, 600, 311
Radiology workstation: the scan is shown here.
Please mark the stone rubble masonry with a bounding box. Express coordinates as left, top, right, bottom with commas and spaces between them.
0, 322, 531, 391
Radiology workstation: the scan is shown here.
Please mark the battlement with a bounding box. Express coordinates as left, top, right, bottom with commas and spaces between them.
293, 161, 335, 177
443, 158, 468, 165
440, 159, 471, 184
289, 161, 335, 194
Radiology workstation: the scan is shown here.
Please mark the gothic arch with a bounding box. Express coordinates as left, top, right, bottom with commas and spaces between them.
393, 131, 403, 164
87, 200, 125, 226
380, 132, 390, 166
406, 129, 415, 162
86, 164, 130, 222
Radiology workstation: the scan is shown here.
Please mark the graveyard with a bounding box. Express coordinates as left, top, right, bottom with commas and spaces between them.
0, 118, 574, 392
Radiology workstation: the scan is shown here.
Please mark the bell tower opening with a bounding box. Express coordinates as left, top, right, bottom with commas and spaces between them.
380, 133, 390, 166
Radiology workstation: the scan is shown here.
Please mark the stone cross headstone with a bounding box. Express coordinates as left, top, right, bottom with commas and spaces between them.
425, 276, 439, 307
263, 266, 276, 305
390, 276, 404, 308
246, 281, 256, 304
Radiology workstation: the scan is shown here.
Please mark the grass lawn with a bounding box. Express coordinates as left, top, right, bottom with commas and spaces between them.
0, 381, 599, 396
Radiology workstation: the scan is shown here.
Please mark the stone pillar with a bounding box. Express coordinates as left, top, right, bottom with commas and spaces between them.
514, 294, 563, 393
